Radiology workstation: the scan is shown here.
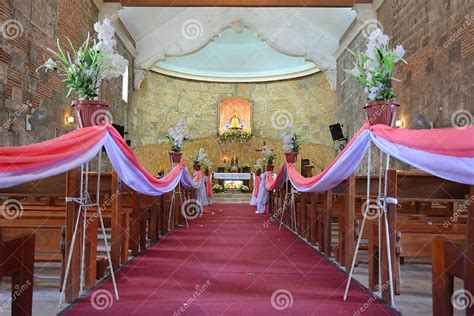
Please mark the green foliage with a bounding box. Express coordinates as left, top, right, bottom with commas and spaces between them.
241, 163, 251, 172
345, 29, 406, 101
219, 129, 252, 143
166, 135, 182, 152
265, 152, 276, 166
38, 35, 104, 100
239, 185, 250, 193
212, 184, 224, 193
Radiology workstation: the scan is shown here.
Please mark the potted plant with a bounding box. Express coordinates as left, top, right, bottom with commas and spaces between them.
212, 184, 223, 193
262, 146, 276, 172
346, 28, 406, 126
281, 126, 301, 163
189, 148, 206, 171
166, 118, 189, 164
241, 163, 251, 173
203, 159, 212, 176
254, 159, 263, 176
38, 18, 128, 128
239, 185, 250, 193
217, 163, 226, 173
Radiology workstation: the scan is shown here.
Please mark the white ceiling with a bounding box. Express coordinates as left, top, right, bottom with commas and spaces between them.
118, 7, 357, 86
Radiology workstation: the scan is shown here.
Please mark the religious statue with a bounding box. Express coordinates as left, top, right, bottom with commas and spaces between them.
229, 112, 242, 129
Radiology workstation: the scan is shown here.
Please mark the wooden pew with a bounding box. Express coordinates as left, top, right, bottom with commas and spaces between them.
0, 170, 133, 302
331, 170, 469, 302
0, 234, 35, 316
432, 185, 474, 316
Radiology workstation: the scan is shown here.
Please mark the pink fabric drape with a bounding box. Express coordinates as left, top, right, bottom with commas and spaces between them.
253, 175, 261, 197
0, 125, 107, 174
206, 176, 213, 200
370, 124, 474, 157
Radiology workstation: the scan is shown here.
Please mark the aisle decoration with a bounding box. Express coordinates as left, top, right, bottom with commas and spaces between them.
189, 148, 207, 171
280, 125, 302, 163
167, 118, 189, 164
346, 28, 406, 125
38, 18, 128, 127
1, 123, 471, 193
0, 124, 198, 193
262, 145, 276, 171
262, 124, 474, 194
250, 159, 263, 206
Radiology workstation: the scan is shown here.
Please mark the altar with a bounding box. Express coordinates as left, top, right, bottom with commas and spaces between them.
213, 172, 252, 191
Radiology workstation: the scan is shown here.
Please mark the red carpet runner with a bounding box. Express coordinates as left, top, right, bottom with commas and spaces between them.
65, 203, 395, 315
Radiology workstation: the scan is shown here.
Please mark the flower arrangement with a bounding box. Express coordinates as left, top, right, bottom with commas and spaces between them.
203, 159, 212, 173
38, 18, 128, 100
217, 163, 226, 172
240, 163, 251, 172
166, 118, 189, 153
212, 184, 224, 193
262, 145, 276, 166
189, 148, 207, 165
239, 185, 250, 193
346, 28, 406, 101
254, 159, 264, 173
219, 129, 252, 143
280, 126, 302, 153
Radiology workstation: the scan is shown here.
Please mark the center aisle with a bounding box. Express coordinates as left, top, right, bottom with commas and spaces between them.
65, 203, 395, 315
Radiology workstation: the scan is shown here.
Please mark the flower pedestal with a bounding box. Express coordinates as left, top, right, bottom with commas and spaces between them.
363, 100, 400, 126
266, 165, 274, 172
71, 100, 109, 128
285, 152, 298, 164
169, 152, 182, 165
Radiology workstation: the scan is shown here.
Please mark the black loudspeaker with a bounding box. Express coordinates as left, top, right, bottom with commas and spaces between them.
329, 123, 345, 141
112, 124, 125, 138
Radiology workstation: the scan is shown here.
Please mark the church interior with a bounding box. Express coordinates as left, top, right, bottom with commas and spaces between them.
0, 0, 473, 315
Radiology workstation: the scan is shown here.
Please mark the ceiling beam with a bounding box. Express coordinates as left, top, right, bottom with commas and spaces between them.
104, 0, 371, 7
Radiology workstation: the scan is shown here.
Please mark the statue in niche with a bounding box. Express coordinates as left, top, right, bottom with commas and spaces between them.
218, 97, 252, 134
226, 112, 245, 130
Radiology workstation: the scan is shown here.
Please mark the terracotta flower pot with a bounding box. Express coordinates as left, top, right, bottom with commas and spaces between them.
363, 100, 400, 126
169, 152, 182, 164
285, 152, 298, 164
266, 165, 274, 172
193, 164, 201, 171
71, 100, 109, 128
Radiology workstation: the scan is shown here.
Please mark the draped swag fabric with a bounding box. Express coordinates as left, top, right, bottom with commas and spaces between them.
0, 123, 472, 196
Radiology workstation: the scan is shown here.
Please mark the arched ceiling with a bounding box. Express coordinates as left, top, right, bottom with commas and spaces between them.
154, 27, 319, 82
118, 7, 358, 88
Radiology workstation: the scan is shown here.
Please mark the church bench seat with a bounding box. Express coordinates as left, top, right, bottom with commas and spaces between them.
280, 169, 470, 304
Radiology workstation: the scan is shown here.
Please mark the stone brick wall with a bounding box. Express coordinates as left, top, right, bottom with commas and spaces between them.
129, 70, 337, 148
337, 0, 474, 137
0, 0, 134, 146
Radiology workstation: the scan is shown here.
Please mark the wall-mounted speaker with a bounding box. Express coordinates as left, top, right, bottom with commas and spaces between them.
329, 123, 345, 141
112, 124, 125, 138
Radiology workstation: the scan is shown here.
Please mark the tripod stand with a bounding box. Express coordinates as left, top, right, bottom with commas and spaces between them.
168, 182, 188, 230
59, 150, 119, 307
343, 116, 398, 307
167, 158, 189, 230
